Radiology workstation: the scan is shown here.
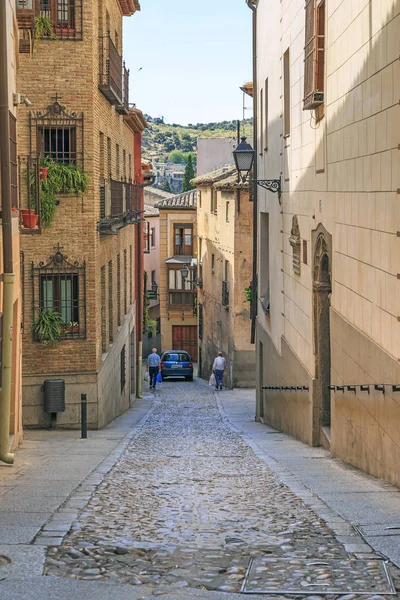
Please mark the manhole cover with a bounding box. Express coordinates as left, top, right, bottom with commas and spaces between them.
241, 557, 396, 595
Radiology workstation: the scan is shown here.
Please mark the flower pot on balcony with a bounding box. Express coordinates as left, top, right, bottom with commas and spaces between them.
22, 212, 39, 228
21, 208, 35, 215
39, 167, 49, 180
55, 26, 75, 38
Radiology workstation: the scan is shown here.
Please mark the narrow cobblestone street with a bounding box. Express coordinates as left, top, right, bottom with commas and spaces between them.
42, 381, 398, 598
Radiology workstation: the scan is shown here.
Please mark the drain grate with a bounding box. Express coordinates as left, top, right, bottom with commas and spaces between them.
241, 557, 396, 595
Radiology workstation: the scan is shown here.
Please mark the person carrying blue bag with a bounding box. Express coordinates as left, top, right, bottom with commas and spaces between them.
147, 347, 161, 390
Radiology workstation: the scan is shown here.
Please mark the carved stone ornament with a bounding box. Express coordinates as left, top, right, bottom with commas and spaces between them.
289, 215, 301, 275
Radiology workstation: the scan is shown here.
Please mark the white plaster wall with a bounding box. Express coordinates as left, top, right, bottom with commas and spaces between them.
143, 214, 160, 312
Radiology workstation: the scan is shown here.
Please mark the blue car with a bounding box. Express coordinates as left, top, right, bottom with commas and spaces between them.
160, 350, 193, 381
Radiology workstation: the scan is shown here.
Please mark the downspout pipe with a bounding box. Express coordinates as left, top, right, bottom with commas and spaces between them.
246, 0, 258, 344
0, 0, 15, 464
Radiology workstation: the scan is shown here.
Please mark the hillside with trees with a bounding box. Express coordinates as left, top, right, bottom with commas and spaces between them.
142, 116, 253, 165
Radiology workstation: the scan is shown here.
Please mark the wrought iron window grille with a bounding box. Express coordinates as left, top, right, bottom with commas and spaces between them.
30, 97, 84, 171
31, 247, 86, 340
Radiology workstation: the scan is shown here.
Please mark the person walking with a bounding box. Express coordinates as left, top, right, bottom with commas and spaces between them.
147, 347, 161, 390
212, 351, 226, 391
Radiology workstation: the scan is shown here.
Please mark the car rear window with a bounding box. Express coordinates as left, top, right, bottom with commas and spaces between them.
164, 353, 190, 362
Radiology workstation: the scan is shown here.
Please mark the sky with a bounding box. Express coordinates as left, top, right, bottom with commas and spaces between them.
123, 0, 253, 126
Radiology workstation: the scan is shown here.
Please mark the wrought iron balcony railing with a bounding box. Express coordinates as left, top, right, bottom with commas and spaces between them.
173, 244, 194, 257
99, 34, 123, 106
99, 179, 143, 235
116, 63, 130, 115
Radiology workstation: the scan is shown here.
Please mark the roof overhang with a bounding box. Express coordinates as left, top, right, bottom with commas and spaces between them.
240, 81, 253, 98
124, 108, 148, 133
165, 257, 197, 266
118, 0, 140, 16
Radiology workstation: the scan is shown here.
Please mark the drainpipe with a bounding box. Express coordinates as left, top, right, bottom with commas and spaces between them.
246, 0, 258, 344
0, 0, 15, 465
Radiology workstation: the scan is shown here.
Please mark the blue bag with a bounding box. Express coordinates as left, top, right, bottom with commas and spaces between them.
156, 372, 162, 383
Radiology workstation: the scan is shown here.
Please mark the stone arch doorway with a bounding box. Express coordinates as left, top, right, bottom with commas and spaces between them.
312, 225, 332, 449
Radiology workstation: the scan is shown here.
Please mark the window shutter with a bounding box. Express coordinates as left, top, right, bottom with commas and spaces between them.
303, 0, 316, 109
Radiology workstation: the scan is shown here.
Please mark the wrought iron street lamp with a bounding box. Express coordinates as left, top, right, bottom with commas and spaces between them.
146, 281, 158, 300
232, 137, 281, 200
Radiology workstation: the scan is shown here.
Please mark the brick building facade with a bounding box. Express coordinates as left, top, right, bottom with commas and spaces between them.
16, 0, 147, 428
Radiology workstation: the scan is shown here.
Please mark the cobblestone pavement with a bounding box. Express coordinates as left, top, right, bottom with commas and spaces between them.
44, 381, 400, 598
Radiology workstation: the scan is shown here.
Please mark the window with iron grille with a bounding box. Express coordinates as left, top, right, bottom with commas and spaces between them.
17, 1, 83, 40
151, 227, 156, 248
129, 245, 133, 305
174, 224, 192, 256
144, 221, 150, 253
303, 0, 325, 111
101, 266, 107, 353
116, 144, 120, 179
198, 303, 203, 340
120, 344, 126, 393
30, 99, 84, 170
9, 113, 17, 208
117, 253, 121, 326
107, 136, 112, 177
32, 249, 86, 340
108, 260, 113, 343
99, 132, 105, 178
124, 249, 127, 315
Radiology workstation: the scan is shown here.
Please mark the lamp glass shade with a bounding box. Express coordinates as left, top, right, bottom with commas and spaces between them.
180, 265, 189, 280
233, 137, 255, 174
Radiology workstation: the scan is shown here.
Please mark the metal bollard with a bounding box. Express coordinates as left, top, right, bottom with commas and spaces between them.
81, 393, 87, 439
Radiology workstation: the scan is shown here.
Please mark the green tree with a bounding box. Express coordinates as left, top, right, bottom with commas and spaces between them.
162, 179, 172, 193
168, 149, 185, 164
182, 155, 195, 192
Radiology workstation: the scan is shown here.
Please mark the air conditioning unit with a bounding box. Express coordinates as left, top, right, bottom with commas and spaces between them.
304, 90, 324, 110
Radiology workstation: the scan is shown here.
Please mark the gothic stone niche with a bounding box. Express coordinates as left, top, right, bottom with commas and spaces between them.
289, 215, 301, 275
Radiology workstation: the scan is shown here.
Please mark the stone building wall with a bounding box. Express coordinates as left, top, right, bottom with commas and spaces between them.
197, 178, 255, 388
255, 0, 400, 484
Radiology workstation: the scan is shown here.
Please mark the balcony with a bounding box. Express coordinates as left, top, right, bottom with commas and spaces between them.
222, 280, 229, 309
16, 0, 83, 50
115, 63, 130, 115
99, 34, 123, 106
98, 179, 143, 235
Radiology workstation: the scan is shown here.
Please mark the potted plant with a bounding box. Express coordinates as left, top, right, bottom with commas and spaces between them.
34, 15, 56, 39
29, 159, 89, 227
22, 212, 39, 228
55, 24, 75, 38
32, 310, 63, 347
61, 321, 79, 334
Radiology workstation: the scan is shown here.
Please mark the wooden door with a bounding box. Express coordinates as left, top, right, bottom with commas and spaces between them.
172, 325, 197, 360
